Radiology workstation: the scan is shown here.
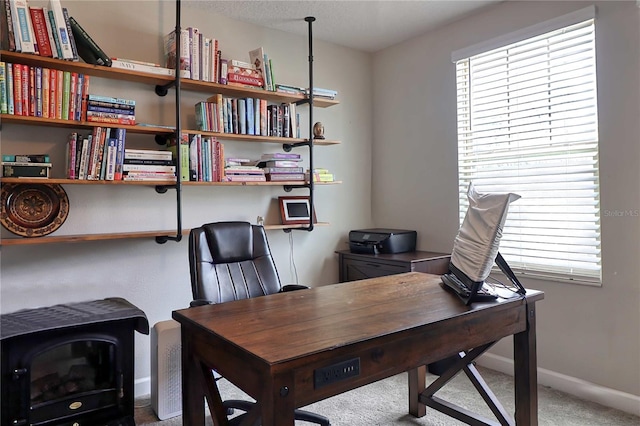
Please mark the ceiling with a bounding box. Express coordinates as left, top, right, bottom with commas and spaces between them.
188, 1, 502, 53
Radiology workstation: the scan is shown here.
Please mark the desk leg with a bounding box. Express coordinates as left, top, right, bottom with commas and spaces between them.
259, 374, 296, 426
181, 332, 205, 426
514, 302, 538, 426
408, 365, 427, 417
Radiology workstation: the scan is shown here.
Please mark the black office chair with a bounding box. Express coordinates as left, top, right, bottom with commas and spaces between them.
188, 221, 331, 426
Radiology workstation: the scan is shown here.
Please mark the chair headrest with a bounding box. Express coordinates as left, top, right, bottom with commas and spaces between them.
202, 221, 254, 263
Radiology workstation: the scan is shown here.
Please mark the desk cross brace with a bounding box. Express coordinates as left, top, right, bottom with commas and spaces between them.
420, 342, 515, 426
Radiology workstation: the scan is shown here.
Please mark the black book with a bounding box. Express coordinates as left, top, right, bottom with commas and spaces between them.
68, 16, 112, 67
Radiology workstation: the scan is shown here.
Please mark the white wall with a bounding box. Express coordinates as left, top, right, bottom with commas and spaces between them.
373, 0, 640, 405
0, 1, 373, 395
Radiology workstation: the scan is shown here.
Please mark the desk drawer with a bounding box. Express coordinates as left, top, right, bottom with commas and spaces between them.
337, 251, 451, 283
341, 257, 409, 282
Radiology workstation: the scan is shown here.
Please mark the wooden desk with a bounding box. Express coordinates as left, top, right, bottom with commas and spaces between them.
336, 249, 451, 282
172, 272, 544, 426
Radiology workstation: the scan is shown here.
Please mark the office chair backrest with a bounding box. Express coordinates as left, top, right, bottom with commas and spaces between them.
188, 221, 282, 304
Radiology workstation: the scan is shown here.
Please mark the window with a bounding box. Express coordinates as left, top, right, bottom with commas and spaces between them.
453, 7, 601, 284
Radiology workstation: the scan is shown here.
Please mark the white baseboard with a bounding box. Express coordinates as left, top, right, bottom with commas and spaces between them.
135, 356, 640, 417
477, 353, 640, 417
135, 376, 151, 398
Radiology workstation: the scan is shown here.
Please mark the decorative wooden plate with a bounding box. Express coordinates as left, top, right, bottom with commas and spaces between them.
0, 183, 70, 237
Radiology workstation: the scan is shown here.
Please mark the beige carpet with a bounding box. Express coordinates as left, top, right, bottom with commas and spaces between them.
134, 367, 639, 425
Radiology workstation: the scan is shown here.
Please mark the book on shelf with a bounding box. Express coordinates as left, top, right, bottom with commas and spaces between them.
248, 47, 268, 90
261, 152, 301, 160
87, 94, 135, 106
219, 58, 227, 84
122, 172, 176, 182
224, 166, 264, 175
41, 6, 58, 58
227, 72, 264, 87
164, 28, 191, 79
2, 160, 52, 167
12, 0, 36, 54
46, 8, 62, 58
48, 0, 73, 59
265, 173, 305, 182
306, 170, 335, 182
229, 59, 254, 69
111, 57, 161, 67
124, 149, 172, 161
109, 58, 166, 74
2, 0, 17, 52
112, 128, 126, 180
86, 111, 136, 126
307, 87, 338, 99
68, 16, 111, 66
61, 7, 78, 61
165, 133, 189, 181
123, 158, 174, 166
2, 153, 51, 163
28, 6, 53, 57
86, 104, 135, 115
262, 166, 304, 174
275, 84, 305, 94
187, 26, 199, 81
223, 174, 266, 182
258, 160, 301, 168
228, 64, 263, 81
2, 163, 50, 178
65, 132, 77, 178
246, 98, 254, 135
122, 163, 176, 173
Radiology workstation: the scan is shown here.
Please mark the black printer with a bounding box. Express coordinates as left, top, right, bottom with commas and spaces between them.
349, 228, 417, 254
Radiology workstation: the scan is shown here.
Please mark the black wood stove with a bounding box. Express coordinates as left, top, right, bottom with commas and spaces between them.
1, 298, 148, 426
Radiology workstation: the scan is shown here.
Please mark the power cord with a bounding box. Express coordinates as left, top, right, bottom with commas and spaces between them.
288, 232, 299, 284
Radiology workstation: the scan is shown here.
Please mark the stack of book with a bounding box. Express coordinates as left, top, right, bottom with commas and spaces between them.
223, 163, 266, 182
2, 0, 111, 66
306, 87, 338, 100
123, 149, 175, 182
2, 154, 51, 178
275, 85, 338, 100
306, 168, 335, 183
258, 152, 304, 182
85, 94, 135, 126
226, 61, 264, 89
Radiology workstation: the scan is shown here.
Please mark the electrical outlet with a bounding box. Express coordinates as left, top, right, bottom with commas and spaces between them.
313, 357, 360, 389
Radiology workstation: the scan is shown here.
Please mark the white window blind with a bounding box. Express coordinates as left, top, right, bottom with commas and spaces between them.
455, 16, 601, 284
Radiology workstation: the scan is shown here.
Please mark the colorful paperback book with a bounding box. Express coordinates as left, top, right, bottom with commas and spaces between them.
2, 153, 51, 163
261, 152, 301, 160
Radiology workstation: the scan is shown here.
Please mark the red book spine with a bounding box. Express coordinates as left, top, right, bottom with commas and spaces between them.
23, 65, 31, 117
227, 73, 264, 87
85, 115, 136, 125
13, 64, 22, 116
29, 7, 53, 57
49, 68, 57, 119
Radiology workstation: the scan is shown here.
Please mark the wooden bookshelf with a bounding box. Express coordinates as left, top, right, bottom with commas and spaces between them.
0, 223, 329, 246
1, 17, 339, 245
0, 178, 342, 186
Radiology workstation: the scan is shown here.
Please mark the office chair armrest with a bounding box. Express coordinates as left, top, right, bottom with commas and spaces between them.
280, 284, 310, 292
190, 299, 213, 307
